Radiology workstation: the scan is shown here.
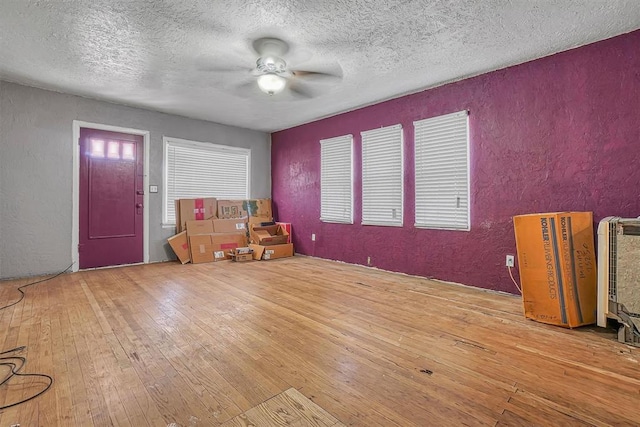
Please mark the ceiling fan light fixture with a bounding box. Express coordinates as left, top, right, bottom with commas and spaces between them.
257, 73, 286, 95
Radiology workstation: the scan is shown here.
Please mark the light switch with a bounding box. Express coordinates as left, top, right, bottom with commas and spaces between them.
149, 185, 158, 193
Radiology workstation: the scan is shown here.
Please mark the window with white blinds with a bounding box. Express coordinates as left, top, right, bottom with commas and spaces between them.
361, 124, 403, 226
320, 134, 353, 223
163, 137, 250, 224
414, 110, 469, 230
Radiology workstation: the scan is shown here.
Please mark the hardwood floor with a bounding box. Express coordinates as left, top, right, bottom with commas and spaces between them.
220, 387, 345, 427
0, 256, 638, 426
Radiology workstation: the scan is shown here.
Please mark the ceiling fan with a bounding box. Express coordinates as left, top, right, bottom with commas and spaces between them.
207, 37, 343, 99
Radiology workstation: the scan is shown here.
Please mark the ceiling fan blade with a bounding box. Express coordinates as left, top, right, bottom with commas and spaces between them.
288, 82, 316, 100
232, 80, 261, 98
192, 50, 255, 73
292, 69, 343, 84
199, 64, 253, 73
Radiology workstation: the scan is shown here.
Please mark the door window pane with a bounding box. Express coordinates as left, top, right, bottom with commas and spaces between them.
90, 139, 105, 158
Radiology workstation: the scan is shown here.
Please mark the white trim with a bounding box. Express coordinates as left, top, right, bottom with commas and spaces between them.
413, 110, 470, 231
72, 120, 151, 272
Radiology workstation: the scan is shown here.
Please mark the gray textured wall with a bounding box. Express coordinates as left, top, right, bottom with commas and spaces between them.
0, 81, 271, 279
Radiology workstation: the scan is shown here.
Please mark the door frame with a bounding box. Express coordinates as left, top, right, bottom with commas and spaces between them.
72, 120, 150, 272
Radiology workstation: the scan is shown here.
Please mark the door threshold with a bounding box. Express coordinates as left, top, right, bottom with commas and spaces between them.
80, 262, 145, 272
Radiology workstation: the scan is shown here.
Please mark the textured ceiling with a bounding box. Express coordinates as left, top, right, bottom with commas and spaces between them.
1, 1, 639, 132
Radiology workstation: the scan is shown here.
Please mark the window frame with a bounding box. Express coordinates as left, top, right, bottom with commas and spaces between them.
413, 110, 470, 231
320, 134, 354, 224
361, 124, 404, 227
162, 136, 251, 226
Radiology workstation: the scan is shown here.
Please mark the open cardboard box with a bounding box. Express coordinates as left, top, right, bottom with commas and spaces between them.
250, 224, 289, 246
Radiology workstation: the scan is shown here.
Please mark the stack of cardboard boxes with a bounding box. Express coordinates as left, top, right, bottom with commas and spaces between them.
167, 197, 293, 264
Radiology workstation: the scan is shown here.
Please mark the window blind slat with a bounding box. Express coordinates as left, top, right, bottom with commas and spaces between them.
414, 111, 469, 230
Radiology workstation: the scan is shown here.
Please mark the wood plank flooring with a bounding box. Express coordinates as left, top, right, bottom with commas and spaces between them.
220, 387, 344, 427
0, 256, 638, 426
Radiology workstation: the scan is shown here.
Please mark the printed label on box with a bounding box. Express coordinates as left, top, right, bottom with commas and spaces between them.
214, 251, 225, 259
264, 254, 271, 259
236, 223, 246, 230
266, 250, 274, 254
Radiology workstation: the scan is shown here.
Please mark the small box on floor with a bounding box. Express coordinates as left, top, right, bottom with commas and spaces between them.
229, 248, 254, 262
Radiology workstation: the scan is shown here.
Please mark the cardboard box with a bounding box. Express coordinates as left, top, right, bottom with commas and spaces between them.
210, 233, 247, 258
245, 199, 272, 218
189, 234, 216, 264
250, 224, 290, 246
176, 198, 217, 232
167, 231, 190, 264
217, 200, 248, 219
213, 218, 247, 233
276, 222, 292, 244
249, 243, 294, 260
229, 249, 253, 262
513, 212, 597, 328
189, 232, 248, 264
232, 253, 253, 262
186, 219, 214, 235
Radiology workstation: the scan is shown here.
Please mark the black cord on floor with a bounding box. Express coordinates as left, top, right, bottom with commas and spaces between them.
0, 264, 72, 411
0, 263, 74, 312
0, 347, 53, 410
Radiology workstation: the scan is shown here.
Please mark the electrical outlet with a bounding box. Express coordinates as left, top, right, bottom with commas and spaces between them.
506, 255, 515, 268
311, 233, 316, 241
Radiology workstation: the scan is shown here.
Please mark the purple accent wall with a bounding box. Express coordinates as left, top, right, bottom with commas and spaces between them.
271, 30, 640, 293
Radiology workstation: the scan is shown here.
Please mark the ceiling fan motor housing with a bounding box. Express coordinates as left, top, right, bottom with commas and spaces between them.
256, 56, 287, 74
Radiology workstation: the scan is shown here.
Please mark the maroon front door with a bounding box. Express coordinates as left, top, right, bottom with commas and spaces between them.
79, 128, 144, 269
